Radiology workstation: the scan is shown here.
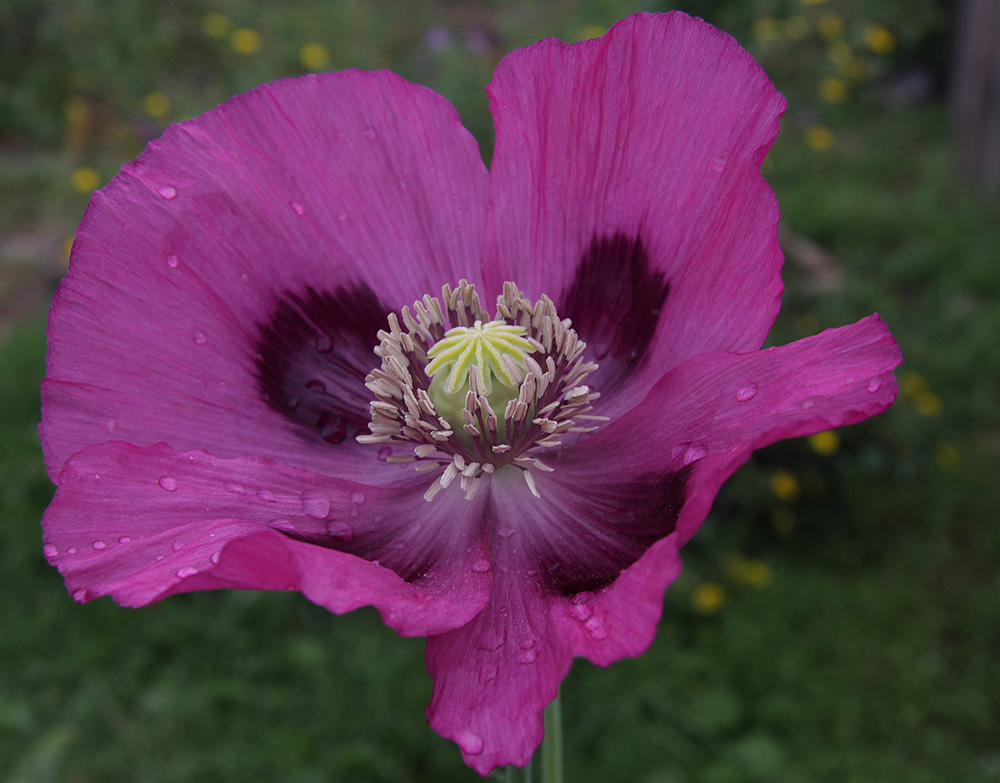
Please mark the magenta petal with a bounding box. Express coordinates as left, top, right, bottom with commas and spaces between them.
483, 12, 786, 413
42, 70, 488, 481
42, 442, 491, 636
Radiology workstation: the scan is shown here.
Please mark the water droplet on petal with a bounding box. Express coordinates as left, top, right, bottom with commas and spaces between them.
72, 588, 87, 602
362, 126, 377, 141
569, 602, 593, 622
712, 153, 729, 172
683, 444, 708, 465
377, 446, 391, 461
473, 628, 504, 651
93, 473, 101, 480
479, 663, 499, 683
350, 490, 366, 505
172, 540, 184, 551
157, 185, 177, 200
326, 521, 353, 541
118, 536, 131, 544
176, 566, 198, 578
257, 489, 276, 502
456, 730, 484, 756
305, 379, 327, 393
736, 383, 759, 402
66, 546, 78, 555
92, 540, 106, 550
192, 331, 207, 345
519, 648, 538, 664
301, 491, 330, 520
337, 208, 349, 221
166, 254, 178, 268
43, 543, 58, 558
315, 335, 332, 354
158, 476, 179, 492
585, 614, 609, 640
225, 482, 245, 494
290, 201, 304, 216
471, 558, 491, 573
210, 551, 221, 565
105, 419, 117, 434
868, 377, 883, 393
319, 415, 346, 444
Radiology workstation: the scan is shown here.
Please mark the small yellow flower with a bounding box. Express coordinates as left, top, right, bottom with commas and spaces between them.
770, 469, 801, 503
299, 43, 329, 70
142, 92, 171, 119
577, 24, 606, 41
817, 14, 843, 39
933, 442, 959, 472
820, 77, 848, 103
914, 390, 942, 418
808, 429, 840, 456
693, 583, 725, 615
900, 371, 928, 397
753, 17, 780, 43
784, 16, 809, 40
71, 167, 100, 193
804, 124, 835, 152
864, 24, 896, 55
231, 28, 262, 55
202, 12, 230, 38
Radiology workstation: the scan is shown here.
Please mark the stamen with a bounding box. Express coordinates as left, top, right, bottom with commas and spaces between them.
357, 280, 607, 502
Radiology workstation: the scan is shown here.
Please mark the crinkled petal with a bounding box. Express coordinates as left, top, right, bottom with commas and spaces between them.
42, 70, 489, 481
42, 442, 491, 637
545, 314, 900, 664
483, 12, 785, 412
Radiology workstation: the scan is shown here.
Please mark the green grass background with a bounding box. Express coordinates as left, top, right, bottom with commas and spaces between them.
2, 0, 998, 780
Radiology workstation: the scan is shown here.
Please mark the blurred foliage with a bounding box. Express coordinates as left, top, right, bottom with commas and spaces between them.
2, 0, 999, 781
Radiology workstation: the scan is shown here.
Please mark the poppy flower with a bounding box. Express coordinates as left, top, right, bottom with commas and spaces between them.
40, 11, 901, 775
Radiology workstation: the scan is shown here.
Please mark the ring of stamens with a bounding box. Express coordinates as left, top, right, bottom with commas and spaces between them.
358, 281, 607, 501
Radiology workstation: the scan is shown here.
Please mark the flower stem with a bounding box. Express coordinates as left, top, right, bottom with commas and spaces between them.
541, 690, 564, 783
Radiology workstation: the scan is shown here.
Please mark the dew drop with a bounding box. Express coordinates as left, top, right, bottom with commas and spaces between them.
471, 558, 491, 573
305, 379, 327, 393
867, 377, 883, 393
350, 490, 366, 505
377, 446, 391, 461
172, 540, 184, 552
585, 614, 609, 640
72, 589, 87, 602
118, 536, 132, 544
456, 730, 484, 756
473, 628, 504, 651
158, 475, 179, 492
683, 444, 708, 465
176, 566, 198, 578
479, 663, 499, 684
105, 419, 117, 434
257, 489, 276, 502
157, 185, 177, 200
315, 335, 332, 354
66, 546, 78, 555
92, 540, 106, 550
43, 543, 58, 558
362, 126, 377, 141
319, 415, 346, 444
736, 383, 759, 402
166, 253, 178, 268
224, 482, 246, 495
192, 331, 207, 345
519, 648, 539, 664
210, 551, 221, 565
569, 602, 593, 622
301, 491, 331, 520
712, 153, 729, 172
326, 521, 353, 541
290, 201, 305, 216
155, 554, 164, 561
337, 208, 349, 221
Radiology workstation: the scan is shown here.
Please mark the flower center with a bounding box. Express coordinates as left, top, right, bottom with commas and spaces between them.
358, 281, 606, 501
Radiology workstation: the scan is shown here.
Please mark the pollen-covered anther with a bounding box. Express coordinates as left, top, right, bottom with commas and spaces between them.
359, 280, 607, 501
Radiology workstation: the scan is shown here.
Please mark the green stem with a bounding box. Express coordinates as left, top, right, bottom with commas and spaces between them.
541, 690, 563, 783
